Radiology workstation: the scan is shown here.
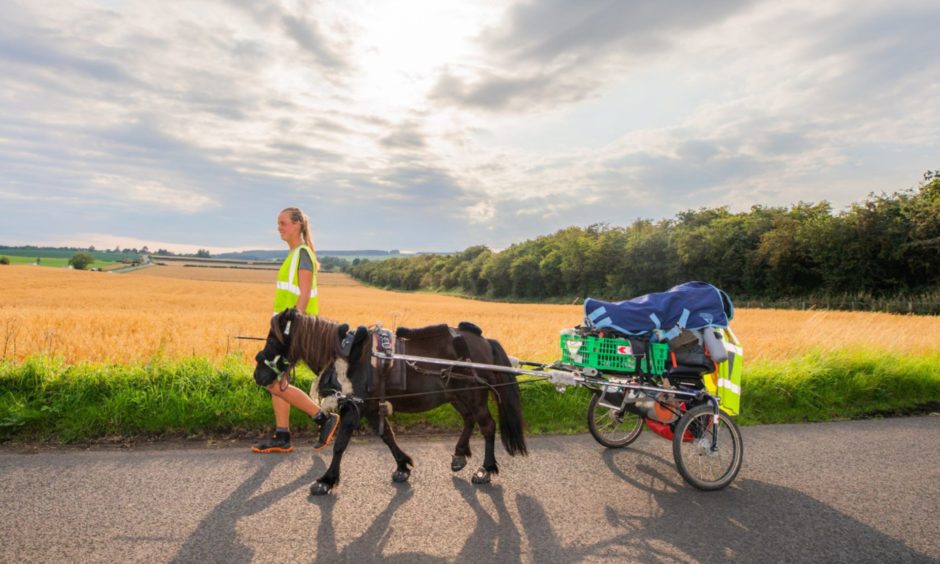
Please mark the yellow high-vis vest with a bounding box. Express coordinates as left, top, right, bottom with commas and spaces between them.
273, 245, 318, 315
705, 327, 743, 416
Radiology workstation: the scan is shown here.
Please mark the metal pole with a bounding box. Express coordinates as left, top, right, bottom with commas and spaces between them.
372, 350, 574, 381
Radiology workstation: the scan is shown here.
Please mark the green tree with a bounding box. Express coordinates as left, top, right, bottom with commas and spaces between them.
345, 174, 940, 304
510, 254, 543, 298
901, 178, 940, 288
68, 252, 95, 270
319, 256, 350, 272
480, 251, 513, 297
608, 219, 679, 297
756, 203, 831, 296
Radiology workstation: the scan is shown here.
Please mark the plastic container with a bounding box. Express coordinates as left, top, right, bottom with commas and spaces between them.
559, 333, 669, 375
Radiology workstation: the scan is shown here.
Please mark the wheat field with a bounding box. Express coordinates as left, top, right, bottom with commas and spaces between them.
2, 264, 939, 364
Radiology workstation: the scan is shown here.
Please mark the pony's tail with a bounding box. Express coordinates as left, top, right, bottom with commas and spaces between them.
489, 338, 527, 456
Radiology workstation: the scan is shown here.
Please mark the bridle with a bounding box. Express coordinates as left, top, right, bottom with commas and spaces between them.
257, 313, 294, 389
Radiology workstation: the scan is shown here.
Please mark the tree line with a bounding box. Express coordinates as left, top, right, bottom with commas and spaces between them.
348, 176, 940, 312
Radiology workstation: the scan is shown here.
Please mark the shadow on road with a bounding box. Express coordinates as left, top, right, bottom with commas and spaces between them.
590, 447, 935, 562
171, 456, 324, 563
452, 477, 522, 561
310, 481, 443, 563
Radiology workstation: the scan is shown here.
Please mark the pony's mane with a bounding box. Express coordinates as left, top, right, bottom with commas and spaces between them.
289, 315, 343, 374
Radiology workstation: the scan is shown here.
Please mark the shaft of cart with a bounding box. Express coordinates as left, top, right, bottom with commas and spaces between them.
371, 350, 706, 401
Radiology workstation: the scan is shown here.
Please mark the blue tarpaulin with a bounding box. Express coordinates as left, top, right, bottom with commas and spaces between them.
584, 281, 734, 338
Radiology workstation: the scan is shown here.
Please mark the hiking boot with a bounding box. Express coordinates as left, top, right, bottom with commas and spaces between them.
313, 413, 340, 451
251, 432, 293, 454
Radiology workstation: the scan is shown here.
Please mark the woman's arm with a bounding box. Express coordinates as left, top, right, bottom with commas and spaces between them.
296, 268, 312, 312
295, 246, 315, 312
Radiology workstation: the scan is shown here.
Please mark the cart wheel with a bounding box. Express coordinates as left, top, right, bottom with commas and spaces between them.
587, 392, 643, 448
672, 404, 743, 490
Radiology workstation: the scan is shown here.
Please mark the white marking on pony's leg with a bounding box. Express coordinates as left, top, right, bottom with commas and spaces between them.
317, 358, 353, 415
320, 396, 338, 414
335, 358, 353, 395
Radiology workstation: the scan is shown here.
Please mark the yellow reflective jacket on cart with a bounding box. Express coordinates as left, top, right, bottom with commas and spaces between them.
705, 327, 743, 416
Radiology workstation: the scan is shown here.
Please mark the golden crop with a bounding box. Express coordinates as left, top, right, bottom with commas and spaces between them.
2, 264, 938, 364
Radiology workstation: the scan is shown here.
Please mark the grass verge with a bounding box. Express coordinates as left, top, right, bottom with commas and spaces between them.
1, 350, 938, 444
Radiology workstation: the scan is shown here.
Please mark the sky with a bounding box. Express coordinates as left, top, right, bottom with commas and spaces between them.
1, 0, 938, 254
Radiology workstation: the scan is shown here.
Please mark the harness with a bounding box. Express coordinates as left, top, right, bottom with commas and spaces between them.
367, 324, 501, 435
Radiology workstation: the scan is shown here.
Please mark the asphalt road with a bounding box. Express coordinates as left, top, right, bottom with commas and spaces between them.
2, 417, 938, 563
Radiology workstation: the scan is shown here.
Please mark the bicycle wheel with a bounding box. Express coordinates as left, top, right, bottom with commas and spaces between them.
672, 404, 743, 490
587, 392, 643, 448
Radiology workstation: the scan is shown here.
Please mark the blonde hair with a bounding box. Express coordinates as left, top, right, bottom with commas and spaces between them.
281, 207, 320, 269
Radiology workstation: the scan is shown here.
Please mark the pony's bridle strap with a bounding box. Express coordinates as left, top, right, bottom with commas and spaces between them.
271, 315, 293, 345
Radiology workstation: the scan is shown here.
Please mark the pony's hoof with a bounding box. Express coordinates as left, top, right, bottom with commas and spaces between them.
451, 455, 468, 472
471, 468, 492, 484
392, 470, 411, 483
310, 481, 332, 496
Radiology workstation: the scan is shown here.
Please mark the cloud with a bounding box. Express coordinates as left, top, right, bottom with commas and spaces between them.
91, 175, 219, 213
430, 0, 753, 112
280, 14, 350, 72
1, 0, 938, 254
488, 0, 749, 64
224, 0, 354, 76
430, 66, 591, 112
379, 121, 428, 150
0, 32, 133, 83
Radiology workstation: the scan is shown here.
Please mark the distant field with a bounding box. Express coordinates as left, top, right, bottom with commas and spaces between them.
1, 256, 118, 268
3, 257, 70, 267
1, 263, 939, 365
0, 247, 138, 261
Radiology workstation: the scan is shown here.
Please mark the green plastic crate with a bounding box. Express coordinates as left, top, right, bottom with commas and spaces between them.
559, 334, 670, 375
645, 342, 669, 375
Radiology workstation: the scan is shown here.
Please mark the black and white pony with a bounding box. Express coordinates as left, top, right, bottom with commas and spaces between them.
253, 308, 527, 495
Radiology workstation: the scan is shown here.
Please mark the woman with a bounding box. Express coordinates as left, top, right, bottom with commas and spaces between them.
252, 207, 339, 454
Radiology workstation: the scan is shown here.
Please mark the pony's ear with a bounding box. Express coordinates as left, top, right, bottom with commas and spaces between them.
276, 308, 296, 337
282, 307, 300, 326
353, 326, 369, 344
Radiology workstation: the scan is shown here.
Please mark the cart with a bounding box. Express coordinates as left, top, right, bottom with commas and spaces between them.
373, 328, 744, 491
536, 329, 742, 490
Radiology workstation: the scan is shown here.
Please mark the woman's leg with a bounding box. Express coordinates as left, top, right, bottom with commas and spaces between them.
267, 383, 321, 416
267, 383, 339, 450
252, 392, 298, 454
272, 395, 291, 429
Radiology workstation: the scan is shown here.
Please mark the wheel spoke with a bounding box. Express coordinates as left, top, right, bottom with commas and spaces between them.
673, 405, 743, 490
588, 394, 643, 448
